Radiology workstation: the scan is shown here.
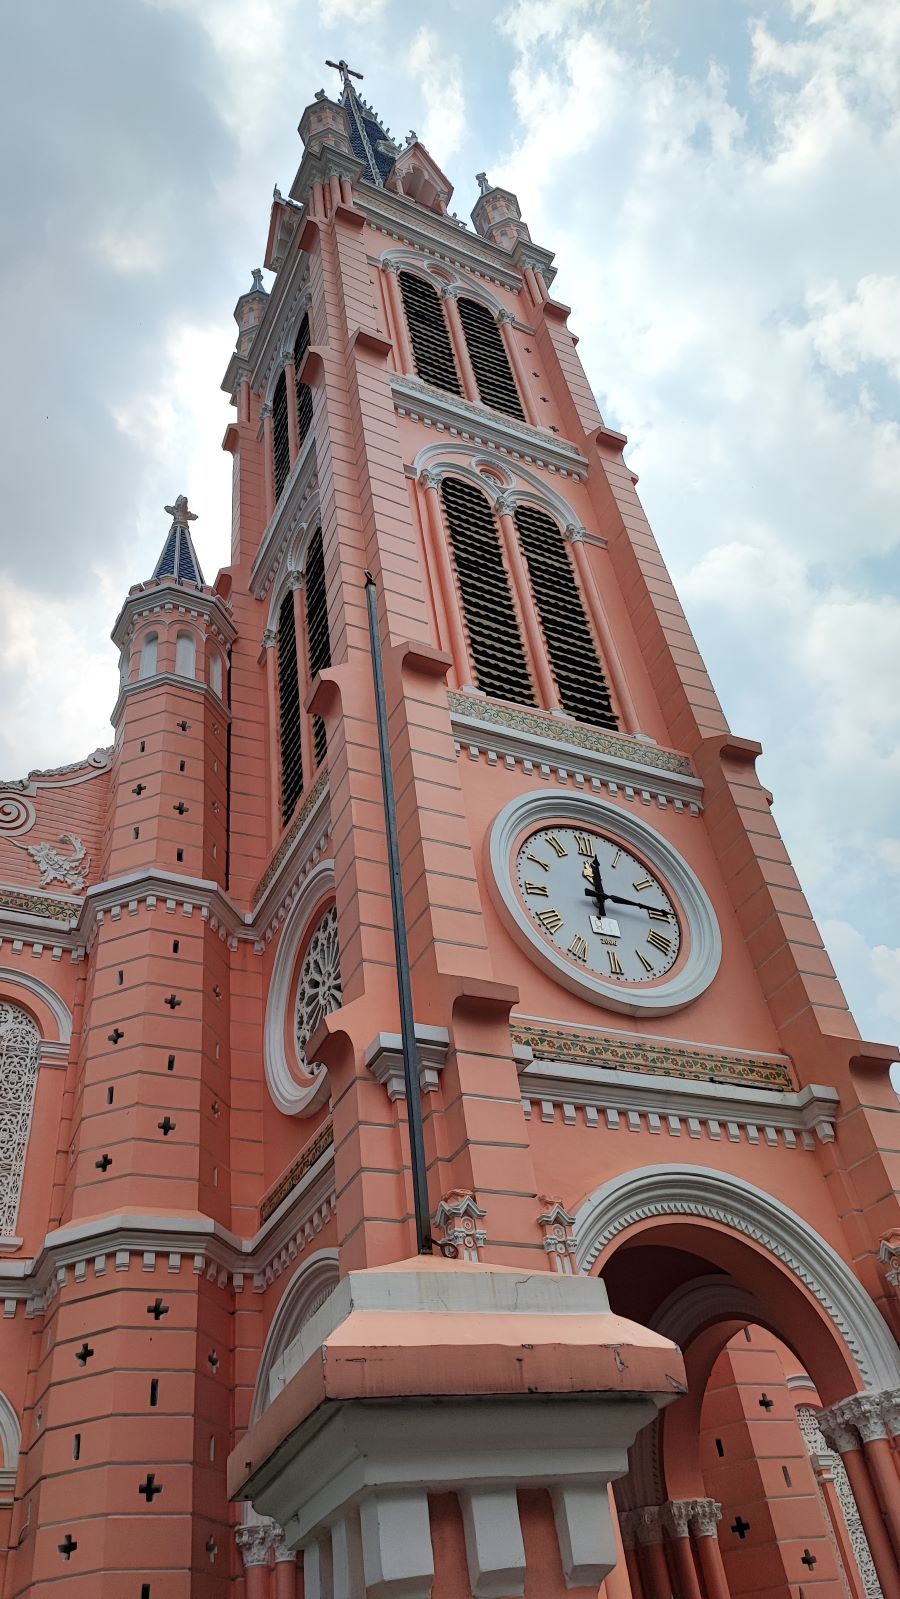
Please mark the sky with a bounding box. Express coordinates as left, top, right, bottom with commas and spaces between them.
1, 0, 898, 1048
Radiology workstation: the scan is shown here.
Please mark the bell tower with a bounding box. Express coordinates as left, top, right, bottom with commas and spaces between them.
1, 52, 899, 1599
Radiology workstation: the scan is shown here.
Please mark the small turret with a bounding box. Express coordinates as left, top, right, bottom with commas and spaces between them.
470, 173, 532, 250
233, 268, 268, 357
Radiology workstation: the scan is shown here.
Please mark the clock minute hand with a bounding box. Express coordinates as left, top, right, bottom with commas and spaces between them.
583, 856, 607, 915
605, 893, 671, 915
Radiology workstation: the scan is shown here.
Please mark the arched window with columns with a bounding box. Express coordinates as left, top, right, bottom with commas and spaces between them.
277, 589, 303, 825
456, 295, 525, 420
0, 1001, 41, 1240
293, 314, 314, 449
398, 271, 462, 395
272, 370, 290, 502
513, 503, 618, 730
439, 476, 535, 706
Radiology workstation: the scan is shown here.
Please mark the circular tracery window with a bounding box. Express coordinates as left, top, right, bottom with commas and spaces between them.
294, 906, 342, 1074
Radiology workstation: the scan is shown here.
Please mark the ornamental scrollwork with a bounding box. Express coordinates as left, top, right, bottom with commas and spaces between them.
16, 833, 90, 891
294, 906, 342, 1076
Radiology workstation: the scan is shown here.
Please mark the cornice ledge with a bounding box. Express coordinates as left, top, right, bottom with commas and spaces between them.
391, 374, 588, 479
111, 584, 237, 650
449, 695, 701, 808
110, 675, 233, 728
518, 1059, 837, 1147
358, 190, 524, 290
0, 1148, 337, 1305
250, 435, 319, 599
79, 868, 250, 952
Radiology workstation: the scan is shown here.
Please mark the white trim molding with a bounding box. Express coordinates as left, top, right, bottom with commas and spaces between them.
574, 1165, 900, 1392
0, 967, 73, 1042
393, 373, 587, 479
264, 861, 335, 1116
0, 1388, 21, 1497
488, 790, 721, 1016
250, 1248, 340, 1422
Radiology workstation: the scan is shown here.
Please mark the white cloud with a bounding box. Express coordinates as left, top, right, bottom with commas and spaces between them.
319, 0, 387, 17
803, 276, 900, 380
406, 27, 466, 166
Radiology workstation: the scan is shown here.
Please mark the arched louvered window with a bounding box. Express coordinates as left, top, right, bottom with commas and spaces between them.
457, 297, 525, 420
277, 590, 303, 825
0, 1001, 40, 1239
139, 633, 158, 679
305, 527, 332, 768
514, 505, 618, 730
272, 371, 290, 503
398, 272, 461, 395
440, 478, 534, 707
175, 630, 196, 679
294, 314, 314, 449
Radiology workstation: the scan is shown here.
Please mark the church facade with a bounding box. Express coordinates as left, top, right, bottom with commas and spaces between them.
0, 62, 899, 1599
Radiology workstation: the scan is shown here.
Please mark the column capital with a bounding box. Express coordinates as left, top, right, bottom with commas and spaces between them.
564, 522, 587, 543
287, 568, 305, 592
497, 308, 516, 325
419, 468, 442, 493
494, 492, 518, 517
381, 256, 401, 273
262, 627, 278, 650
842, 1391, 892, 1443
272, 1531, 298, 1563
631, 1505, 665, 1546
235, 1524, 276, 1567
686, 1498, 723, 1539
662, 1500, 692, 1539
281, 345, 296, 368
260, 402, 273, 420
817, 1400, 862, 1452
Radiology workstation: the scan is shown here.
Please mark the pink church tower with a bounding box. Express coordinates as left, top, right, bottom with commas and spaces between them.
1, 54, 900, 1599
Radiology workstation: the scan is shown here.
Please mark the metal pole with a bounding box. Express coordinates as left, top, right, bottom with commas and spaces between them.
364, 572, 433, 1254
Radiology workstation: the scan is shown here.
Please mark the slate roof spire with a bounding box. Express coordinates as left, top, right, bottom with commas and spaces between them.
152, 495, 205, 586
325, 57, 398, 187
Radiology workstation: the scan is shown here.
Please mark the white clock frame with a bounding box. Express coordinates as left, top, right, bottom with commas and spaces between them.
488, 791, 721, 1016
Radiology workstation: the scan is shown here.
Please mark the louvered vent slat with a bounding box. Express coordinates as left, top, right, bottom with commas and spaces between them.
440, 478, 535, 707
272, 371, 291, 502
515, 505, 618, 730
278, 591, 303, 824
456, 298, 525, 420
399, 272, 462, 395
305, 526, 332, 767
294, 314, 314, 447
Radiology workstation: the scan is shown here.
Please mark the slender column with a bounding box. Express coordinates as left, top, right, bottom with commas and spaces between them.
811, 1456, 868, 1599
329, 172, 342, 211
686, 1501, 729, 1599
418, 472, 475, 689
523, 264, 548, 307
284, 352, 300, 463
291, 572, 313, 784
261, 403, 275, 524
382, 261, 414, 375
238, 372, 251, 425
497, 309, 540, 426
273, 1532, 298, 1599
632, 1508, 673, 1599
441, 288, 480, 403
263, 629, 282, 843
236, 1525, 275, 1599
567, 529, 640, 732
604, 1490, 635, 1599
820, 1411, 899, 1594
496, 493, 560, 712
842, 1395, 900, 1562
662, 1503, 703, 1599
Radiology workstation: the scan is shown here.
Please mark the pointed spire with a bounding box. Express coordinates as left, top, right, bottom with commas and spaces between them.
325, 57, 396, 187
153, 495, 205, 586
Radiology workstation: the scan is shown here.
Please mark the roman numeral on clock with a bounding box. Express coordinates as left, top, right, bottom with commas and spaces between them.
636, 949, 655, 973
544, 833, 568, 858
524, 881, 549, 897
607, 949, 624, 976
648, 906, 671, 921
574, 833, 595, 857
647, 929, 673, 955
536, 907, 564, 934
633, 876, 653, 891
526, 852, 549, 872
567, 934, 588, 962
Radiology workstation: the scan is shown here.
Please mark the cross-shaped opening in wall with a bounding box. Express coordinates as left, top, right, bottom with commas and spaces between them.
730, 1516, 751, 1540
138, 1474, 163, 1501
58, 1534, 77, 1560
758, 1393, 774, 1410
158, 1117, 176, 1136
147, 1298, 169, 1320
75, 1343, 94, 1366
208, 1350, 220, 1371
95, 1154, 112, 1172
801, 1549, 817, 1569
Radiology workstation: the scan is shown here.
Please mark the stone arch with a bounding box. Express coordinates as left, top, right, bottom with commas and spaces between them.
250, 1249, 340, 1423
574, 1164, 900, 1398
380, 250, 510, 319
413, 444, 588, 538
263, 510, 321, 638
263, 860, 336, 1116
0, 969, 71, 1045
0, 1390, 20, 1500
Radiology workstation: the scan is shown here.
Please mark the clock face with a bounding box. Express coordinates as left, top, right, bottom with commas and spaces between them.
514, 825, 682, 984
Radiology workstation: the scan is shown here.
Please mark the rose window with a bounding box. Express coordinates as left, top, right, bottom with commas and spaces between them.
294, 906, 342, 1075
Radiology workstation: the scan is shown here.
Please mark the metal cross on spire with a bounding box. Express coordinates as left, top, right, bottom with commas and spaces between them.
325, 58, 364, 89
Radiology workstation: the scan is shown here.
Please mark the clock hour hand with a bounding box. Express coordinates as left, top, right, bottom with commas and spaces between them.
583, 855, 607, 915
605, 893, 671, 915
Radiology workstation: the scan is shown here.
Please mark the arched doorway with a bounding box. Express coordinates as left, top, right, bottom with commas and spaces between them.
575, 1167, 900, 1599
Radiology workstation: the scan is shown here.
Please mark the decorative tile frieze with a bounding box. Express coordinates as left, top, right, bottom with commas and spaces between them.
449, 695, 700, 811
259, 1118, 334, 1225
393, 374, 586, 479
512, 1022, 794, 1091
0, 887, 79, 926
359, 193, 528, 290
